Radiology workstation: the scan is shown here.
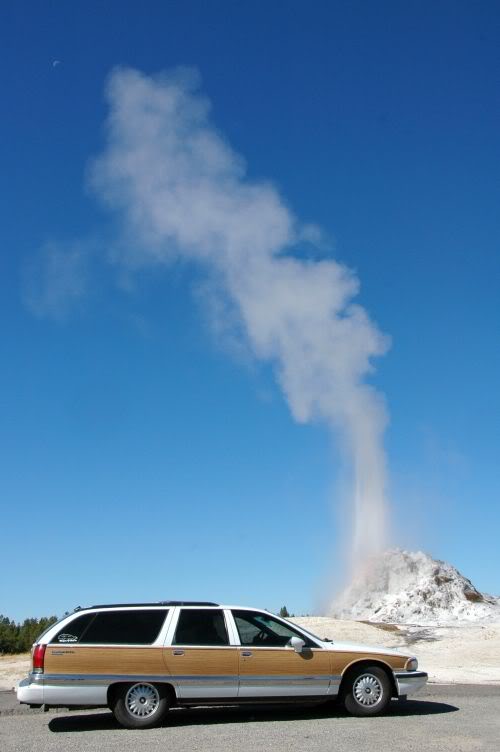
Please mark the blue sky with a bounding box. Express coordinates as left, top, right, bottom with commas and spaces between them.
1, 1, 499, 621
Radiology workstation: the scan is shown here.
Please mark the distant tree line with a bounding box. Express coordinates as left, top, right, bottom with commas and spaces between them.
0, 615, 58, 654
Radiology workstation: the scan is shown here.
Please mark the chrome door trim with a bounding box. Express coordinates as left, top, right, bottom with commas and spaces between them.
223, 609, 241, 646
223, 609, 240, 646
164, 606, 180, 646
238, 673, 340, 698
37, 673, 177, 686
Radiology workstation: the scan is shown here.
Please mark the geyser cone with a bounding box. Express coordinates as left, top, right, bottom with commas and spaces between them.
332, 548, 500, 625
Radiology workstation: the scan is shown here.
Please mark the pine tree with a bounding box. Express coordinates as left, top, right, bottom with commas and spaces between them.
0, 614, 57, 654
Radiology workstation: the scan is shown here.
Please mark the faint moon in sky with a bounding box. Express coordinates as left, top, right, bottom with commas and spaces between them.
52, 60, 61, 67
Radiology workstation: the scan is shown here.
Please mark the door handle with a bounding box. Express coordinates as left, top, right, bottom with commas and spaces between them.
241, 650, 252, 657
173, 649, 185, 656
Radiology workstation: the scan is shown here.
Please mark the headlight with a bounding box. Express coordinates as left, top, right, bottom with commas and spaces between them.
406, 657, 418, 671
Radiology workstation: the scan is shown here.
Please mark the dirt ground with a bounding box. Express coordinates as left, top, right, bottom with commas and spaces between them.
0, 653, 31, 692
2, 618, 499, 691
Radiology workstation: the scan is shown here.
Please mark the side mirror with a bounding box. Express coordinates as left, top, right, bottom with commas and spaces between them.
289, 636, 306, 653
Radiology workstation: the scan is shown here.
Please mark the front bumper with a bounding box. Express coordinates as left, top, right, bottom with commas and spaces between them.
394, 671, 428, 696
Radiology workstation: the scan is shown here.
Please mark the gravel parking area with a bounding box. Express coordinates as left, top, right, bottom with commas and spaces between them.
1, 685, 499, 752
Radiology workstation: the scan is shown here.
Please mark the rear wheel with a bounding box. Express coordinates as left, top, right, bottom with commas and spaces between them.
343, 666, 391, 717
111, 682, 169, 729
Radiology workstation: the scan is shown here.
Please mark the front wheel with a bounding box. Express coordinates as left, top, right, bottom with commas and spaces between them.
342, 666, 391, 717
111, 682, 169, 729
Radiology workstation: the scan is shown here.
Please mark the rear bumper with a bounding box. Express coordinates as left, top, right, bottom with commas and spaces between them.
17, 676, 44, 705
17, 673, 108, 707
394, 671, 428, 696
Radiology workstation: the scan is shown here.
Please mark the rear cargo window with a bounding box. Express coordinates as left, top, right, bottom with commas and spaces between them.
54, 609, 168, 645
54, 613, 96, 643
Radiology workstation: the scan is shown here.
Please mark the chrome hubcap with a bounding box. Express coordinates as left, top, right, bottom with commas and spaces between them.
125, 683, 160, 717
353, 674, 383, 706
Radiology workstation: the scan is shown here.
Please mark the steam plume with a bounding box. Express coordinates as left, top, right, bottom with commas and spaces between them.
91, 67, 391, 565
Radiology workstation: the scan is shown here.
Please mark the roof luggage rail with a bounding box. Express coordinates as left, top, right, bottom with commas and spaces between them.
81, 600, 219, 610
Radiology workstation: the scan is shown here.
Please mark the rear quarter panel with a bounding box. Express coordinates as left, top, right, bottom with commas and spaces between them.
44, 645, 170, 675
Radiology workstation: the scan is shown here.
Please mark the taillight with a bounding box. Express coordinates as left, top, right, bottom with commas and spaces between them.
32, 644, 46, 674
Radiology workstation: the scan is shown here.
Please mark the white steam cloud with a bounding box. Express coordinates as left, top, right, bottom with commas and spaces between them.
90, 67, 391, 565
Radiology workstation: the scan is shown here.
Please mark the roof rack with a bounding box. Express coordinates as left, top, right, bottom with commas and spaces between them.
77, 601, 219, 611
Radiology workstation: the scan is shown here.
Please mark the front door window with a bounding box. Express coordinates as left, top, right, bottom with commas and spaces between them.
232, 610, 317, 648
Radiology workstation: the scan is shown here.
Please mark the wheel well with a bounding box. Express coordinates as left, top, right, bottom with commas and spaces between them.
339, 660, 398, 698
107, 681, 177, 708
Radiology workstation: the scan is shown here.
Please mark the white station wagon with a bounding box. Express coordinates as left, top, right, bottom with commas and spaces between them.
18, 601, 427, 728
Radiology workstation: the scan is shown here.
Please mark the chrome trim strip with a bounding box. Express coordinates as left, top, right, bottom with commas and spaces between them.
240, 681, 328, 688
37, 672, 341, 687
174, 677, 236, 686
223, 609, 240, 646
38, 674, 336, 684
165, 645, 237, 650
239, 674, 335, 683
239, 674, 340, 697
39, 673, 177, 686
237, 646, 326, 652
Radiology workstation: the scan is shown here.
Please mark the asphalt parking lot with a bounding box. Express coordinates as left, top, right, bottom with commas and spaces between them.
1, 684, 499, 752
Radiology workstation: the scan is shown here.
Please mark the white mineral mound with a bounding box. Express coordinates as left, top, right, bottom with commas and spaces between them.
332, 548, 500, 625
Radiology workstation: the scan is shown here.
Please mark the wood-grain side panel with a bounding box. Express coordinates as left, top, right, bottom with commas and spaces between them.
239, 648, 332, 676
163, 648, 238, 675
330, 651, 407, 674
45, 646, 168, 675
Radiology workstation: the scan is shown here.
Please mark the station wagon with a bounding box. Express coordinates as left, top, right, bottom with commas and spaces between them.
17, 601, 427, 728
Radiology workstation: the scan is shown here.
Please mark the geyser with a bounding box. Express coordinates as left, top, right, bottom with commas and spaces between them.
91, 67, 391, 565
331, 548, 500, 624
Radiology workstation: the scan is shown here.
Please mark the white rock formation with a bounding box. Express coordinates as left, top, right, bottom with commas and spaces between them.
332, 549, 500, 624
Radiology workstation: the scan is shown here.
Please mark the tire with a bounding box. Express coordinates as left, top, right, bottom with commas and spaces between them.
111, 682, 169, 729
342, 665, 391, 717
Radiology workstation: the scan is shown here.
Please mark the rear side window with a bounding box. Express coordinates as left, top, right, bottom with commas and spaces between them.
53, 610, 168, 645
173, 609, 228, 646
